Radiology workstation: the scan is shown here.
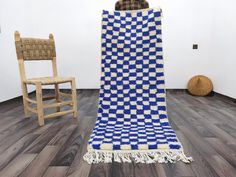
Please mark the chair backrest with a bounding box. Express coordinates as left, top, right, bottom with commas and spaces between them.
14, 31, 58, 81
15, 31, 56, 61
115, 0, 149, 11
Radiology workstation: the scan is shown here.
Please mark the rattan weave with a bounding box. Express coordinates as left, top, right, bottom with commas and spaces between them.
187, 75, 213, 96
15, 35, 56, 60
115, 0, 149, 11
25, 76, 74, 85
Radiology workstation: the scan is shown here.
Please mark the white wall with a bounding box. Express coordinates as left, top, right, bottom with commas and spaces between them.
210, 0, 236, 98
0, 0, 35, 102
158, 0, 214, 89
0, 0, 235, 102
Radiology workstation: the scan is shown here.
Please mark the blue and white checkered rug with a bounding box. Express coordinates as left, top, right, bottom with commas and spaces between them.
84, 8, 193, 164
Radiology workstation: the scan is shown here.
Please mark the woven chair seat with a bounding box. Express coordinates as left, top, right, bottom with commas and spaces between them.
24, 76, 74, 85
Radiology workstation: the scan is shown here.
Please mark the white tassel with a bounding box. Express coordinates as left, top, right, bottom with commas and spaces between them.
83, 149, 193, 164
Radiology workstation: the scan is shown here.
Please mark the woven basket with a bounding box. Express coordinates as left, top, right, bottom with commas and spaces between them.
187, 75, 213, 96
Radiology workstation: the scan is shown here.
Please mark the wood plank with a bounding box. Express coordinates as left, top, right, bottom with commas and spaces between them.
43, 166, 68, 177
0, 119, 38, 153
133, 164, 159, 177
3, 104, 24, 116
205, 138, 236, 168
176, 131, 220, 177
66, 161, 91, 177
50, 128, 81, 166
0, 133, 39, 170
0, 99, 23, 114
162, 163, 196, 177
0, 116, 23, 132
47, 124, 77, 146
65, 116, 95, 177
65, 92, 98, 177
206, 155, 236, 177
110, 162, 134, 177
169, 95, 236, 146
0, 154, 37, 177
23, 119, 70, 154
195, 114, 236, 145
180, 126, 236, 177
0, 119, 32, 142
178, 94, 236, 127
32, 119, 57, 134
216, 123, 236, 139
19, 146, 60, 177
155, 164, 167, 177
88, 163, 112, 177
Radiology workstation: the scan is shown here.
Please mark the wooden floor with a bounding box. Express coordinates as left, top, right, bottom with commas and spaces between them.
0, 90, 235, 177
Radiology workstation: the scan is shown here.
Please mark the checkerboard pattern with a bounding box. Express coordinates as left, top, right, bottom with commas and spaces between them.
84, 8, 192, 164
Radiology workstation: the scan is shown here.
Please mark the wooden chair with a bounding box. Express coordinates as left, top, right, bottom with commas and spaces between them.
14, 31, 77, 126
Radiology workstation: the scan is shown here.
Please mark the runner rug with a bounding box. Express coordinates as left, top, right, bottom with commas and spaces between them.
84, 8, 193, 164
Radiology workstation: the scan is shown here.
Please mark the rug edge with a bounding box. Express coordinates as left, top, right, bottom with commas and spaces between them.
83, 149, 193, 164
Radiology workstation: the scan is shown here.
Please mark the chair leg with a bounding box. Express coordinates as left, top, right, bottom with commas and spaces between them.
55, 83, 60, 112
21, 83, 30, 118
36, 83, 44, 126
71, 78, 78, 118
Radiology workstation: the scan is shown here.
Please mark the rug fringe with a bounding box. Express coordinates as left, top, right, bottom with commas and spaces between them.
83, 149, 193, 164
